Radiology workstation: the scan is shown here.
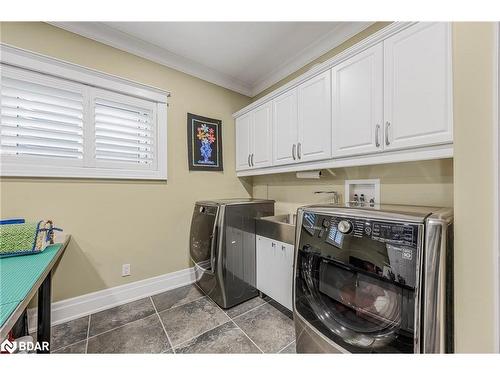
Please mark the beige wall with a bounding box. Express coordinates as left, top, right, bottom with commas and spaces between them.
0, 22, 252, 301
253, 159, 454, 213
251, 22, 498, 353
453, 22, 497, 353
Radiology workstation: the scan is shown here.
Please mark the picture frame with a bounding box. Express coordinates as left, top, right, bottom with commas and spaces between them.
187, 113, 223, 171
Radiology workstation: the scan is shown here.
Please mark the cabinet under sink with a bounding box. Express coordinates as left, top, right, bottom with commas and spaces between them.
255, 214, 296, 311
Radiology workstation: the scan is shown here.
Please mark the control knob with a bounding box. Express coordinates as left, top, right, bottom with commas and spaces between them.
337, 220, 352, 234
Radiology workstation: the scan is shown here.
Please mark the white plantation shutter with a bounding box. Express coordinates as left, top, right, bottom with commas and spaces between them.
1, 73, 84, 162
93, 91, 156, 169
0, 61, 167, 180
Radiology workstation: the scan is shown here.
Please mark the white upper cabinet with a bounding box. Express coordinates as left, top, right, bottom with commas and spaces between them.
233, 22, 454, 176
235, 112, 252, 170
383, 22, 453, 150
332, 43, 384, 157
235, 104, 272, 171
251, 102, 273, 168
273, 71, 331, 167
297, 70, 332, 162
272, 89, 298, 166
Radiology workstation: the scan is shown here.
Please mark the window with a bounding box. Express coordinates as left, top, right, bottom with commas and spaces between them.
0, 46, 168, 180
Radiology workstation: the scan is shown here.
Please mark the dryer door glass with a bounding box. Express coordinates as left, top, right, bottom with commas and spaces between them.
189, 204, 218, 272
295, 212, 422, 353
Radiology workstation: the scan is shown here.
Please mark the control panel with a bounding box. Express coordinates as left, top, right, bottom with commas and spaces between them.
371, 222, 415, 245
302, 212, 419, 247
299, 211, 421, 288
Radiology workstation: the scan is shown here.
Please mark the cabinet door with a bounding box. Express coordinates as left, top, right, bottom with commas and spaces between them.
251, 103, 273, 168
256, 236, 274, 294
282, 242, 294, 311
256, 236, 295, 310
271, 241, 288, 308
297, 70, 332, 162
265, 240, 288, 309
384, 22, 453, 150
235, 113, 252, 170
272, 89, 298, 166
332, 43, 384, 157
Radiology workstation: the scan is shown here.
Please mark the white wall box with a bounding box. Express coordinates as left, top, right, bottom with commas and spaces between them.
233, 22, 453, 177
256, 235, 294, 310
344, 179, 381, 205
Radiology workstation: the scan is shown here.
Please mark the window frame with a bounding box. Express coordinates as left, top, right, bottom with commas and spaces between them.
0, 44, 169, 180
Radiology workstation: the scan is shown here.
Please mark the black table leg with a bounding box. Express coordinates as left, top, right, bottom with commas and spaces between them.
37, 272, 51, 354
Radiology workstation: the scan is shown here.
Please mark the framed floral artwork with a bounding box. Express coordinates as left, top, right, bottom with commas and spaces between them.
187, 113, 223, 171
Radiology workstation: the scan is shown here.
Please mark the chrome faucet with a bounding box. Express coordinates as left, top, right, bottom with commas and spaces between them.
314, 190, 340, 204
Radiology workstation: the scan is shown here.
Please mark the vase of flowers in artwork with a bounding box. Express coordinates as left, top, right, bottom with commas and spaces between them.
197, 124, 216, 165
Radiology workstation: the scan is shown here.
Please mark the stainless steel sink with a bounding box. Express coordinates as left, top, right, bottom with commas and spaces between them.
256, 214, 296, 244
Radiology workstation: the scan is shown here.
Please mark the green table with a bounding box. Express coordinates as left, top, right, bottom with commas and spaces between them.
0, 235, 70, 353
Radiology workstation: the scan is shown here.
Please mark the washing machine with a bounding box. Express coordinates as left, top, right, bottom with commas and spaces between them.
293, 204, 453, 353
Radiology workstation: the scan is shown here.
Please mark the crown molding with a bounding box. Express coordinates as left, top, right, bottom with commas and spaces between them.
48, 22, 254, 97
48, 22, 376, 98
233, 22, 416, 118
250, 22, 373, 97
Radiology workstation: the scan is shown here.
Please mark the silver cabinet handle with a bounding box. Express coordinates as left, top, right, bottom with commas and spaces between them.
385, 121, 391, 146
375, 124, 380, 148
248, 154, 251, 167
292, 144, 296, 160
251, 153, 254, 167
297, 142, 302, 159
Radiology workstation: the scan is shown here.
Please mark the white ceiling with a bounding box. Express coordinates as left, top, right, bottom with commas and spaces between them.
50, 22, 372, 97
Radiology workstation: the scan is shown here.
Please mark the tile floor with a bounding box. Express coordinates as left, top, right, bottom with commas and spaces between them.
36, 284, 296, 354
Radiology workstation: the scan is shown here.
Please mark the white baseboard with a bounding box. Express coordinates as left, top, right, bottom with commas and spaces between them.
28, 267, 197, 332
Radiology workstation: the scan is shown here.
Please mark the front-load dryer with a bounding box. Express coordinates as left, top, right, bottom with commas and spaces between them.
293, 204, 453, 353
189, 198, 274, 308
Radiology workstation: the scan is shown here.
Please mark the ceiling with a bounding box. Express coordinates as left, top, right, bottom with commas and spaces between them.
50, 22, 372, 97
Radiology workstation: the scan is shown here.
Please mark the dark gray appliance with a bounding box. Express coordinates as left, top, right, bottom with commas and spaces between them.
189, 198, 274, 308
293, 204, 453, 353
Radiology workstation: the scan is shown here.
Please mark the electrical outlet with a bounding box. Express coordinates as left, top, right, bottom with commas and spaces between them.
122, 263, 131, 277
